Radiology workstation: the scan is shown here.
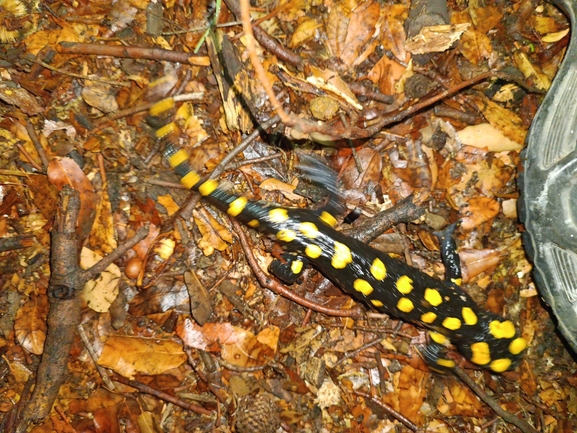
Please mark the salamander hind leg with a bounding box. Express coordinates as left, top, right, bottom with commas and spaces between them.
420, 331, 457, 372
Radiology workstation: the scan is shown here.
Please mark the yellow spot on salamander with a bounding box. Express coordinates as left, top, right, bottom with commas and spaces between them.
436, 359, 455, 368
291, 260, 303, 274
429, 331, 447, 345
470, 342, 491, 365
424, 288, 443, 306
319, 211, 337, 227
248, 219, 260, 228
198, 180, 218, 196
462, 307, 478, 325
353, 279, 373, 296
181, 171, 201, 189
397, 297, 414, 313
490, 358, 512, 373
451, 277, 463, 286
396, 275, 413, 294
421, 312, 437, 324
332, 242, 352, 269
371, 299, 384, 307
489, 320, 516, 339
168, 148, 189, 168
156, 122, 176, 139
305, 244, 322, 259
370, 258, 386, 281
269, 208, 289, 223
277, 229, 296, 242
299, 222, 319, 239
509, 337, 527, 355
228, 197, 248, 217
442, 317, 461, 330
150, 98, 175, 116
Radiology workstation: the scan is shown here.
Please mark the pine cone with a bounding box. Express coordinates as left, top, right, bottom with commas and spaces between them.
234, 392, 281, 433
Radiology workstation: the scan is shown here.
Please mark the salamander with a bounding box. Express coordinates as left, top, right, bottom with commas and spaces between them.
150, 98, 527, 373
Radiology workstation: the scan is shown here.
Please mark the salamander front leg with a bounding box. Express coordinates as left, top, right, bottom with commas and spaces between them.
435, 222, 463, 286
269, 253, 308, 284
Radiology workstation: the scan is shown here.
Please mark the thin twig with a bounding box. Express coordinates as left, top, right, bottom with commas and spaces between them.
353, 391, 421, 432
25, 122, 50, 169
112, 375, 213, 416
452, 366, 539, 433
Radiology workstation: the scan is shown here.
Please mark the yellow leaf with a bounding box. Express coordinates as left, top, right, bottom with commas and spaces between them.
81, 247, 121, 313
158, 194, 180, 216
514, 51, 551, 91
458, 123, 522, 152
290, 18, 321, 48
468, 95, 527, 145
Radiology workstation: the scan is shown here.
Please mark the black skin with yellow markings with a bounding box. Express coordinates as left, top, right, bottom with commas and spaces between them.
153, 99, 527, 373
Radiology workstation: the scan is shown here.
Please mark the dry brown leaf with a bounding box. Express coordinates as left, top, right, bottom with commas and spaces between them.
470, 5, 503, 34
14, 293, 48, 355
341, 147, 382, 190
383, 365, 427, 425
81, 80, 119, 113
184, 270, 212, 326
98, 336, 186, 379
24, 174, 60, 222
193, 208, 232, 255
459, 196, 499, 230
259, 178, 301, 201
222, 326, 279, 367
532, 15, 561, 35
367, 54, 406, 95
452, 11, 492, 64
405, 23, 470, 55
325, 2, 350, 60
0, 83, 44, 115
290, 18, 321, 48
88, 181, 117, 255
381, 4, 409, 63
339, 1, 380, 68
458, 28, 492, 64
276, 0, 307, 21
176, 318, 279, 367
468, 94, 527, 145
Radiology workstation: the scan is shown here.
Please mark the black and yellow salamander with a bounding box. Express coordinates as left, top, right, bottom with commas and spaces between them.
150, 98, 527, 374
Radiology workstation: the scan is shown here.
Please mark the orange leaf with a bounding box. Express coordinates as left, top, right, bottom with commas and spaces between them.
460, 196, 499, 230
97, 336, 186, 379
